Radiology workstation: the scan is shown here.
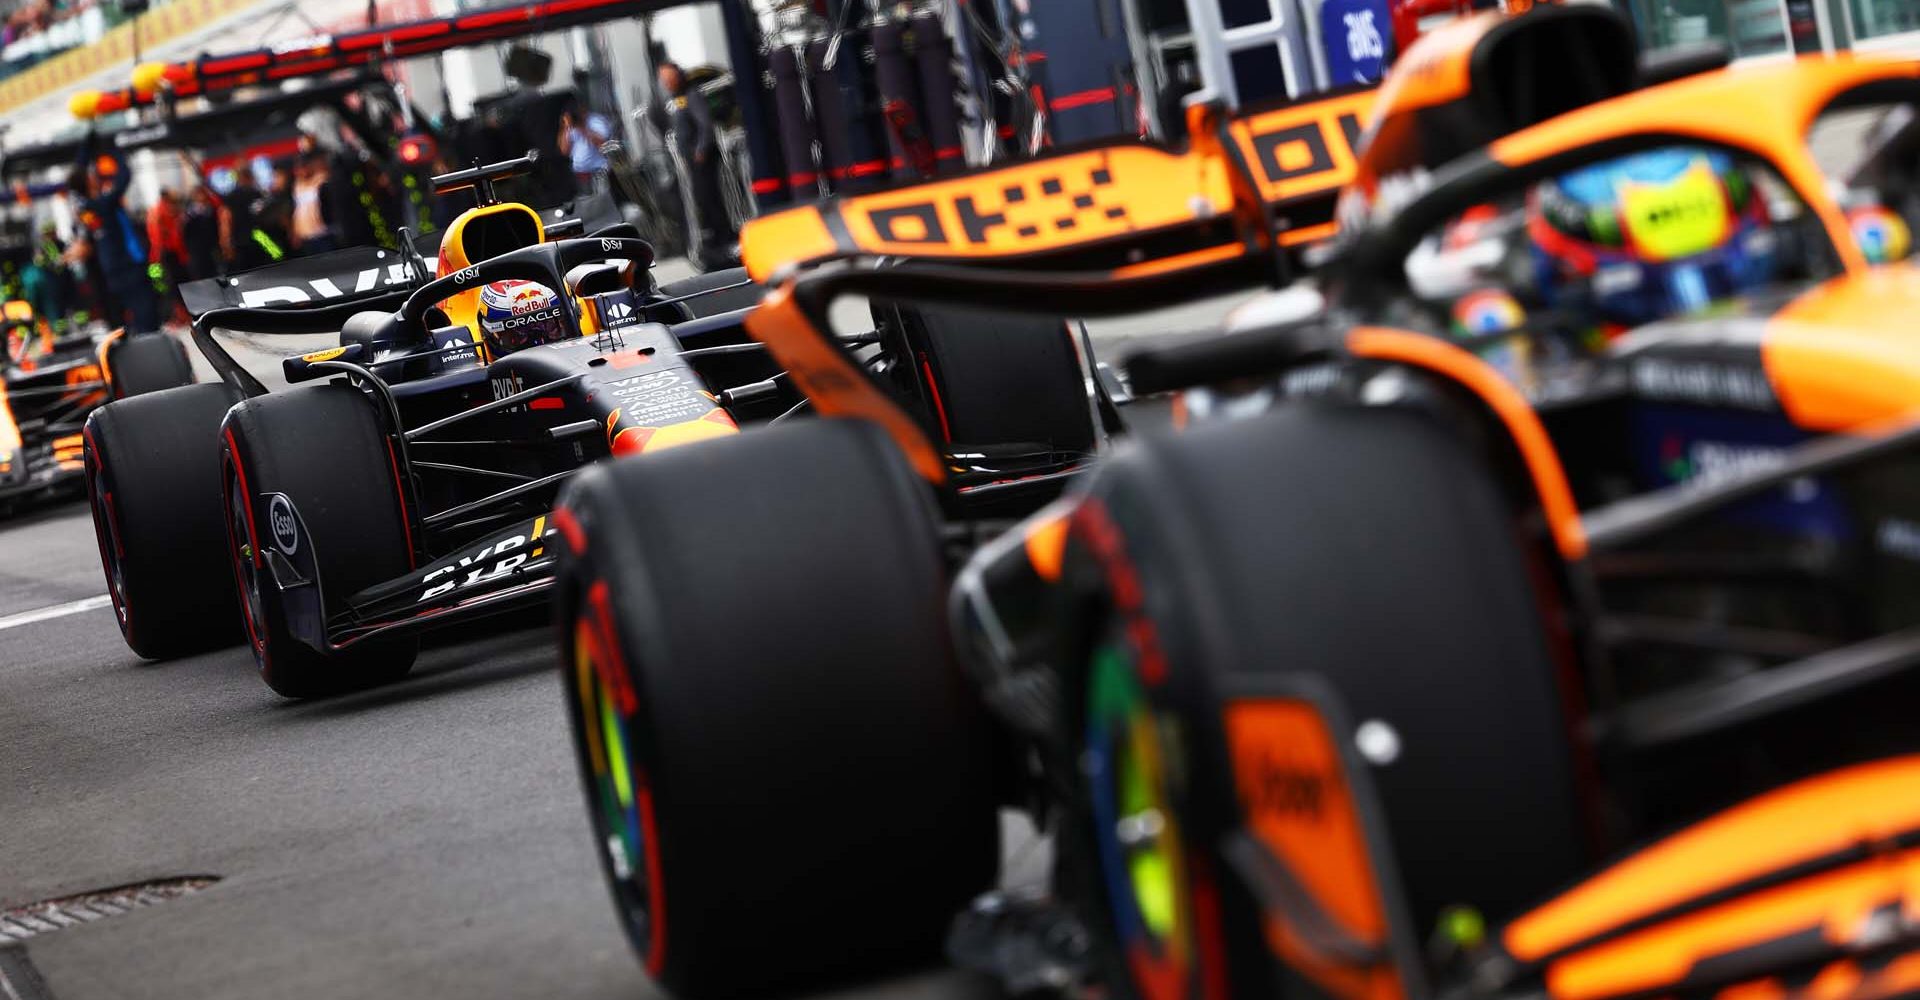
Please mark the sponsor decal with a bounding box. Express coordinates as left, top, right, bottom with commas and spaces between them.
601, 238, 623, 253
1634, 406, 1849, 540
237, 264, 415, 308
301, 347, 348, 364
1245, 752, 1328, 821
1630, 357, 1776, 410
114, 124, 169, 148
270, 33, 331, 54
493, 305, 563, 330
604, 370, 712, 427
1281, 362, 1341, 397
1662, 437, 1789, 489
418, 521, 559, 602
594, 294, 640, 329
490, 372, 526, 402
431, 327, 480, 369
449, 266, 481, 285
268, 494, 299, 555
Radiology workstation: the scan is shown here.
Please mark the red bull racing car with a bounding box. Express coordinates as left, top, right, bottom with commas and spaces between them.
554, 9, 1920, 1000
83, 153, 1101, 697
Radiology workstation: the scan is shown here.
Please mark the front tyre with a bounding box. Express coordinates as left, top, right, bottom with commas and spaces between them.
221, 384, 418, 698
557, 419, 999, 998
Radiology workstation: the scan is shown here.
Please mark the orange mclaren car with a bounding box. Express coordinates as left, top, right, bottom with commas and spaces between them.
557, 6, 1920, 1000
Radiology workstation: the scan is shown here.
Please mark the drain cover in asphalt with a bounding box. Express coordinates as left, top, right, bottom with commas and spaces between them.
0, 877, 220, 944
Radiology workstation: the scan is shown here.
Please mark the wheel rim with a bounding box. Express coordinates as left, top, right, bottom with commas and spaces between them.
83, 444, 129, 630
1087, 634, 1194, 1000
571, 610, 656, 960
224, 465, 267, 663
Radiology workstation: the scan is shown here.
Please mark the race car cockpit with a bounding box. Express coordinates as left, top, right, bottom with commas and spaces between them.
1398, 144, 1843, 394
428, 155, 576, 361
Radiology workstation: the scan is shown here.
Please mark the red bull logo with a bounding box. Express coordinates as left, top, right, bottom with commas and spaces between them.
482, 281, 555, 317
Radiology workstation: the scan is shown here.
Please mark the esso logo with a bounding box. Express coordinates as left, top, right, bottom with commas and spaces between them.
268, 494, 299, 555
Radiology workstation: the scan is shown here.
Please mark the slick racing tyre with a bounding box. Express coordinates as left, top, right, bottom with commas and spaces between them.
557, 419, 998, 998
885, 303, 1096, 455
1063, 405, 1588, 995
105, 331, 195, 399
84, 383, 245, 659
221, 384, 418, 698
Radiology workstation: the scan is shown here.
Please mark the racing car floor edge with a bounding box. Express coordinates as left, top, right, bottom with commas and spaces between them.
556, 418, 1000, 998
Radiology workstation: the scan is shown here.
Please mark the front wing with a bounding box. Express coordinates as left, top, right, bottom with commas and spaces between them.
0, 428, 87, 500
259, 503, 560, 653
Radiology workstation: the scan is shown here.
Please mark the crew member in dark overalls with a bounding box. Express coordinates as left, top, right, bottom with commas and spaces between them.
657, 61, 735, 270
66, 148, 157, 333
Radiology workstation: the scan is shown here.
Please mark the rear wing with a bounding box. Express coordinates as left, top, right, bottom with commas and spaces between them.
178, 245, 425, 317
179, 187, 628, 318
739, 87, 1375, 283
736, 89, 1374, 486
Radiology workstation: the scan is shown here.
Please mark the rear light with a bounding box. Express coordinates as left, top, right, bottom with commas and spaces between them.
398, 134, 437, 167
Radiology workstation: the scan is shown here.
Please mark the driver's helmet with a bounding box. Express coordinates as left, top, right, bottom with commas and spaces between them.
1529, 146, 1779, 331
475, 280, 570, 357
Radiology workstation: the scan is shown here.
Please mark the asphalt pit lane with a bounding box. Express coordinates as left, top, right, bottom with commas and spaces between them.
0, 876, 220, 943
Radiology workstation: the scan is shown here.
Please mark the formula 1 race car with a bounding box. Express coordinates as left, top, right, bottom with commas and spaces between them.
556, 9, 1920, 1000
2, 302, 194, 514
82, 153, 1100, 697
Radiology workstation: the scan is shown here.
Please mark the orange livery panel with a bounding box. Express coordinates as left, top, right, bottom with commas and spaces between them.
741, 144, 1234, 282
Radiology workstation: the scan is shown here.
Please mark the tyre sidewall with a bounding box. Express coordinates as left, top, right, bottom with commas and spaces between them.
557, 421, 998, 997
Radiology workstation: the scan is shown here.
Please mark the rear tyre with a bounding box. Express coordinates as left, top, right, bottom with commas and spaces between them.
884, 303, 1096, 454
557, 419, 999, 998
84, 383, 244, 658
220, 384, 418, 698
1065, 405, 1587, 993
105, 331, 195, 399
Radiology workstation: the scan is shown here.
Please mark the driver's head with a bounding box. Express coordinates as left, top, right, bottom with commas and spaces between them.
657, 61, 683, 96
1529, 146, 1779, 330
476, 280, 571, 357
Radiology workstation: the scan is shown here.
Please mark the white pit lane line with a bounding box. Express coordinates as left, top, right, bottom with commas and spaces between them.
0, 595, 115, 633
